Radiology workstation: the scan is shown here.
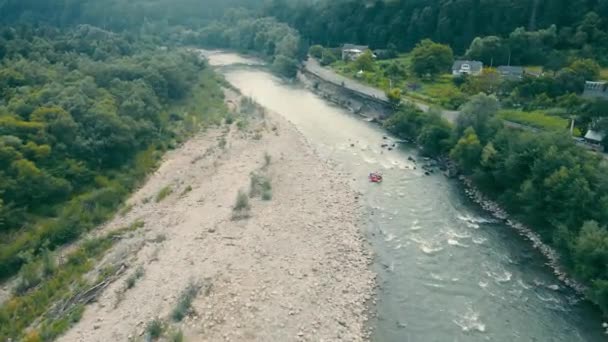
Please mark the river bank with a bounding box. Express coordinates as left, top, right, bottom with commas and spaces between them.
58, 88, 374, 341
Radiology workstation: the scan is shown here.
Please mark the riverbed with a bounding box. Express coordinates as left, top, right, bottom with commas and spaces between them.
208, 52, 605, 341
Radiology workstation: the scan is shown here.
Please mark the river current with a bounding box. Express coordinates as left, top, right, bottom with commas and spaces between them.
207, 52, 605, 342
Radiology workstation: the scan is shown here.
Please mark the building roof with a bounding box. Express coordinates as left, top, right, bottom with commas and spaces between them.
342, 44, 369, 51
452, 60, 483, 72
583, 81, 608, 99
584, 129, 605, 142
497, 66, 524, 75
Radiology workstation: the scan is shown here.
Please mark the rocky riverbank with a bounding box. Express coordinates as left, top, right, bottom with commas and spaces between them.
59, 89, 375, 342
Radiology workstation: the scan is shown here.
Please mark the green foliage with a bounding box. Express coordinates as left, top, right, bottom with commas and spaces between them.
169, 329, 184, 342
354, 50, 374, 72
155, 186, 174, 203
456, 93, 501, 144
450, 127, 482, 173
171, 282, 201, 322
0, 26, 227, 281
125, 266, 145, 289
569, 58, 600, 81
410, 40, 453, 78
272, 55, 299, 78
320, 49, 338, 66
0, 227, 129, 341
386, 88, 402, 107
145, 319, 164, 340
465, 36, 508, 65
309, 45, 324, 59
232, 190, 251, 219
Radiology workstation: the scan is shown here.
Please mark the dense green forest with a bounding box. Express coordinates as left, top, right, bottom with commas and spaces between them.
0, 23, 228, 283
267, 0, 608, 65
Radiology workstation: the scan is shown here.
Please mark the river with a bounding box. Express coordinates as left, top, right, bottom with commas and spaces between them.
207, 52, 605, 342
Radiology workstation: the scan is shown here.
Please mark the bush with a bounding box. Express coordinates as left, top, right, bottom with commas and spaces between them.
145, 319, 164, 340
320, 49, 337, 66
125, 266, 145, 289
234, 190, 250, 212
155, 186, 173, 203
169, 329, 184, 342
264, 153, 271, 168
249, 173, 272, 199
181, 185, 193, 196
309, 45, 324, 59
171, 282, 201, 322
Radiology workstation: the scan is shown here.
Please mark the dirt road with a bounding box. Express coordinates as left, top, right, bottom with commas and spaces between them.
59, 90, 374, 342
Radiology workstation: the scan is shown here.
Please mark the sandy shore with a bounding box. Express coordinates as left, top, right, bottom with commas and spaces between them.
58, 90, 374, 342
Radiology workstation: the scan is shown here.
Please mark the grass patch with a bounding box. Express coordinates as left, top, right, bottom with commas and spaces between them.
0, 225, 137, 341
169, 329, 184, 342
151, 233, 167, 243
218, 136, 227, 149
119, 203, 134, 216
498, 110, 579, 135
145, 318, 164, 340
125, 265, 145, 289
236, 119, 248, 131
181, 185, 193, 196
171, 281, 201, 322
155, 186, 173, 203
249, 173, 272, 200
232, 190, 251, 220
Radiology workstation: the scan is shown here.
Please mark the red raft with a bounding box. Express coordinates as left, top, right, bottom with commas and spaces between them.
369, 172, 383, 183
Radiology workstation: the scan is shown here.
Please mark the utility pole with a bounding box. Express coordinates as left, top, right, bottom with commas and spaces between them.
570, 116, 576, 136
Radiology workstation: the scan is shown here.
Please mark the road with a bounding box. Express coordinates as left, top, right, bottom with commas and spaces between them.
303, 58, 460, 123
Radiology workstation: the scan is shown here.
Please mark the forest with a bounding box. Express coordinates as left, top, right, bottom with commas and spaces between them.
266, 0, 608, 65
0, 21, 230, 285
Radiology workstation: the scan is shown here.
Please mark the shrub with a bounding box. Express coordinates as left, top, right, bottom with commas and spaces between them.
155, 186, 173, 203
119, 203, 134, 216
234, 191, 250, 210
218, 137, 227, 149
309, 45, 324, 59
169, 329, 184, 342
125, 266, 145, 289
145, 319, 164, 340
171, 282, 201, 322
181, 185, 193, 196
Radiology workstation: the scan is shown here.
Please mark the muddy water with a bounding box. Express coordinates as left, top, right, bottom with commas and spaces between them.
208, 52, 605, 341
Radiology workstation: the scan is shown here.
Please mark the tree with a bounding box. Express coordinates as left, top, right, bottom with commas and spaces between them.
309, 44, 323, 59
417, 111, 452, 156
465, 36, 508, 65
461, 68, 501, 95
450, 127, 482, 173
569, 58, 600, 81
272, 54, 298, 78
456, 93, 501, 143
386, 88, 401, 107
573, 221, 608, 280
353, 50, 374, 72
410, 39, 453, 78
320, 49, 337, 66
